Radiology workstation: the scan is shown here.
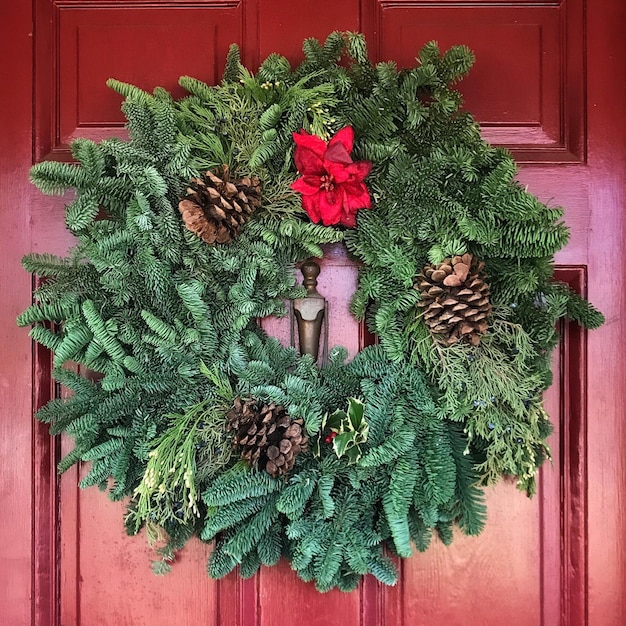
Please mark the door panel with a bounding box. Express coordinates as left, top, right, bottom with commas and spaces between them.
35, 0, 249, 159
1, 0, 622, 624
59, 466, 216, 626
368, 0, 585, 161
58, 7, 241, 142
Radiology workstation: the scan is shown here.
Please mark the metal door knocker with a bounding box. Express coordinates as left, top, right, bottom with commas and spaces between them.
291, 259, 328, 363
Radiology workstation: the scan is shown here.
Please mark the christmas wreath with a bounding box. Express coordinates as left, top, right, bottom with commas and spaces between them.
19, 32, 603, 592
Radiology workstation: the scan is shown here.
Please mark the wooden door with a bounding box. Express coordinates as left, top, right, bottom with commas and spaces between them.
1, 1, 625, 624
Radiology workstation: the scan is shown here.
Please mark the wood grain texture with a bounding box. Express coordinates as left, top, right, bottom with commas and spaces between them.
258, 0, 359, 62
366, 0, 585, 163
2, 0, 624, 623
0, 3, 35, 625
33, 318, 61, 626
35, 0, 247, 159
59, 459, 217, 625
585, 0, 626, 623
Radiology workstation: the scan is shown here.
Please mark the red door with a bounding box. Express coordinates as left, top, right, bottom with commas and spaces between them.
1, 1, 625, 625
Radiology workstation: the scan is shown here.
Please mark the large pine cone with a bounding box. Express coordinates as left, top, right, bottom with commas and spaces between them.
178, 165, 261, 244
227, 398, 307, 478
416, 253, 491, 347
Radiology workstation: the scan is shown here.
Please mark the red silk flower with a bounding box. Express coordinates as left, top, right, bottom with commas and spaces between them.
290, 127, 372, 227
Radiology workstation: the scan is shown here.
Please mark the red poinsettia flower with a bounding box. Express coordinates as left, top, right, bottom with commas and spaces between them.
290, 127, 372, 227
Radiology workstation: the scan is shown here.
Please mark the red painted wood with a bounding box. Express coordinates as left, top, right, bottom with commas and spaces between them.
258, 0, 359, 63
34, 0, 257, 160
59, 463, 217, 625
366, 0, 585, 163
1, 0, 624, 624
33, 318, 61, 626
585, 2, 626, 623
0, 2, 35, 625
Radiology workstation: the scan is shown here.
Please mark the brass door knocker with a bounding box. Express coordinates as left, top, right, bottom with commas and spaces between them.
291, 259, 328, 363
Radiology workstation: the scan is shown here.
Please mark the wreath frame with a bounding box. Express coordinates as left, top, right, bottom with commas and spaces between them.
18, 32, 603, 592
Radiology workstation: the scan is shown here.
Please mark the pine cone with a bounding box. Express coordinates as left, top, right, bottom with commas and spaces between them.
415, 253, 491, 347
178, 165, 261, 244
227, 398, 307, 478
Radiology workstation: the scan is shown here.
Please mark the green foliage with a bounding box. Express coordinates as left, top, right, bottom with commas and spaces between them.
313, 398, 369, 463
127, 395, 234, 533
19, 31, 603, 592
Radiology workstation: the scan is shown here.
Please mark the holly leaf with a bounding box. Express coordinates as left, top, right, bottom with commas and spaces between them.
326, 409, 346, 431
333, 432, 356, 459
344, 445, 362, 465
354, 423, 369, 445
321, 399, 369, 463
347, 398, 365, 430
